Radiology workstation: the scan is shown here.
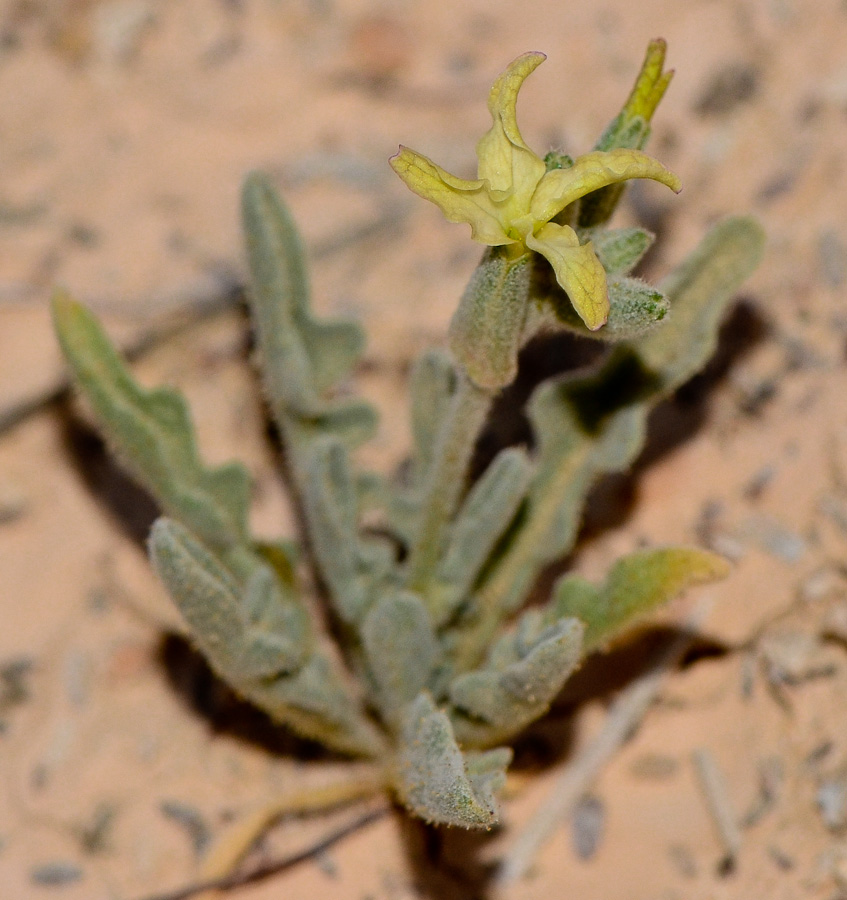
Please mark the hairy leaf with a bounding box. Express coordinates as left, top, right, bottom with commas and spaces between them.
552, 548, 730, 652
361, 591, 438, 724
395, 692, 511, 827
150, 519, 385, 757
301, 439, 368, 623
584, 227, 655, 276
52, 293, 251, 552
449, 617, 584, 747
242, 172, 377, 450
452, 217, 764, 669
429, 448, 532, 627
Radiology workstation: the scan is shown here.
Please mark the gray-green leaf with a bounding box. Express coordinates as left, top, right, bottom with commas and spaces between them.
53, 292, 251, 551
394, 692, 511, 827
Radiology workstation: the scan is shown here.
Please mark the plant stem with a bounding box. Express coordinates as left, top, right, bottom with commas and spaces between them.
194, 764, 388, 899
405, 371, 494, 597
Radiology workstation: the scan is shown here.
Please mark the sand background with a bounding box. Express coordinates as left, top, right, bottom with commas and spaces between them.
3, 1, 847, 897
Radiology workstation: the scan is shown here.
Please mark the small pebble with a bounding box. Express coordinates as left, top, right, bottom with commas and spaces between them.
742, 464, 775, 500
818, 773, 847, 831
160, 800, 210, 856
31, 861, 84, 886
802, 568, 847, 604
767, 844, 795, 871
572, 794, 605, 861
695, 62, 760, 116
819, 229, 847, 289
629, 753, 679, 781
760, 631, 836, 685
740, 514, 806, 563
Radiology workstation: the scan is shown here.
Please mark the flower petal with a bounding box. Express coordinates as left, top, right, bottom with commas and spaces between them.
527, 223, 609, 330
390, 146, 512, 245
530, 149, 681, 225
476, 52, 547, 200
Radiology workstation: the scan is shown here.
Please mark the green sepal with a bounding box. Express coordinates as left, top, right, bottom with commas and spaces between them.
449, 247, 532, 390
394, 692, 511, 828
541, 275, 669, 342
449, 617, 584, 748
361, 591, 438, 726
52, 292, 251, 552
551, 548, 730, 653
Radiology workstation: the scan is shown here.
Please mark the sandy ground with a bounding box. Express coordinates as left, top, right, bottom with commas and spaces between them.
3, 0, 847, 898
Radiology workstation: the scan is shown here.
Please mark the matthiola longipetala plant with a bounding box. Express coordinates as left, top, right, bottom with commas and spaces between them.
53, 40, 763, 829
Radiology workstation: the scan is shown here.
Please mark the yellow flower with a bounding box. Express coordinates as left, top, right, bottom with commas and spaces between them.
390, 52, 681, 330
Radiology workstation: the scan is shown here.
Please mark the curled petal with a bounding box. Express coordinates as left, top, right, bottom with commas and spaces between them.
476, 52, 547, 199
391, 146, 512, 245
530, 149, 681, 225
527, 223, 609, 330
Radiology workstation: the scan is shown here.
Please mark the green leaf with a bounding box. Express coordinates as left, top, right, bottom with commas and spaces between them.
428, 448, 532, 627
361, 591, 438, 725
394, 692, 511, 827
449, 617, 584, 748
409, 349, 457, 486
241, 171, 377, 450
638, 215, 766, 393
149, 518, 385, 758
301, 439, 368, 623
552, 548, 730, 653
52, 292, 251, 552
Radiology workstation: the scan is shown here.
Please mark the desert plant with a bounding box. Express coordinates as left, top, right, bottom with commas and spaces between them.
52, 40, 763, 832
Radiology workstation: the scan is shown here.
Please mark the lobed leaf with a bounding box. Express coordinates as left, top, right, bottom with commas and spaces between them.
451, 217, 764, 669
449, 617, 584, 748
361, 591, 438, 725
551, 547, 730, 653
394, 692, 511, 827
428, 448, 532, 627
52, 292, 251, 552
150, 518, 385, 758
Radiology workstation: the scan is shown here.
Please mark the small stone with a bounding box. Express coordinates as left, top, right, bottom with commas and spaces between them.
0, 483, 27, 524
818, 773, 847, 831
160, 800, 210, 856
572, 794, 605, 860
760, 631, 836, 686
31, 861, 84, 886
695, 62, 759, 116
629, 753, 679, 781
740, 514, 806, 563
819, 229, 847, 289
